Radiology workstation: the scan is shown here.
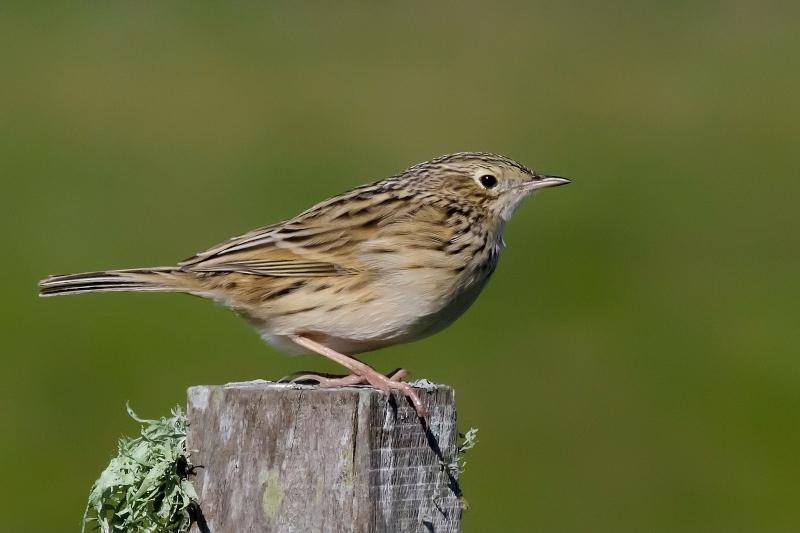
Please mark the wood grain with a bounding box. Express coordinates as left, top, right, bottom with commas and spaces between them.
187, 380, 461, 533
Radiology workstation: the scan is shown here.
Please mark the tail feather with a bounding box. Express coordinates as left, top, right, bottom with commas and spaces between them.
38, 267, 192, 297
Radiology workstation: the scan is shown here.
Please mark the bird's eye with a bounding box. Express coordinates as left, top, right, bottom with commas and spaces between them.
479, 175, 498, 189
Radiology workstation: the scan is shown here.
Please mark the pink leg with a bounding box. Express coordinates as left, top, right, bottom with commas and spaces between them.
289, 335, 428, 426
292, 368, 408, 387
292, 373, 366, 387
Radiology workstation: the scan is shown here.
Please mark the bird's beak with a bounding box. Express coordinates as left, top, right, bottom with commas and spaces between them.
524, 175, 571, 191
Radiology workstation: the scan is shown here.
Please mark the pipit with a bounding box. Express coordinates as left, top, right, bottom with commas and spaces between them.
39, 152, 568, 423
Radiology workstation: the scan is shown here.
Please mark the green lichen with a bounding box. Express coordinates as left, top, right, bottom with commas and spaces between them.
315, 475, 324, 503
259, 467, 284, 518
443, 427, 478, 477
82, 404, 197, 533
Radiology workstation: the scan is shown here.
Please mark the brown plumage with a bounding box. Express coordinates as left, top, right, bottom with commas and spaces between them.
39, 152, 569, 423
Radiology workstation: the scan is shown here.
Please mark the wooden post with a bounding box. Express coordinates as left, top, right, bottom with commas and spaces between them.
186, 380, 461, 533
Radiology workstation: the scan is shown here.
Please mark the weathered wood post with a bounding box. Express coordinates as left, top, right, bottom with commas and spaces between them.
186, 380, 461, 533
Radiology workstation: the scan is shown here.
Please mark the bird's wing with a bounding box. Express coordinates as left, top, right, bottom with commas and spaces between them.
179, 186, 414, 277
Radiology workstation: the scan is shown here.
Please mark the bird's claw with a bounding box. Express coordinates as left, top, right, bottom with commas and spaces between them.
291, 369, 428, 427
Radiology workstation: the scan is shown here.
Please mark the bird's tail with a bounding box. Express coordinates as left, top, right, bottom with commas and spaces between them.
38, 267, 198, 297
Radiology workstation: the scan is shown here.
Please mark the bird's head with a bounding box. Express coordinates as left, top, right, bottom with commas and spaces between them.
408, 152, 569, 221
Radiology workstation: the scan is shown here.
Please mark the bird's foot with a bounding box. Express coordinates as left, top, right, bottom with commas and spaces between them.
360, 368, 429, 427
292, 368, 428, 426
292, 368, 407, 387
287, 335, 428, 427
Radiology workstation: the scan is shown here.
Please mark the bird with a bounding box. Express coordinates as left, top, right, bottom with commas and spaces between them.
39, 152, 569, 424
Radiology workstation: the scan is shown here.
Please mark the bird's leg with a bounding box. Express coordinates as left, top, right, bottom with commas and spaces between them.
291, 372, 366, 387
387, 368, 409, 381
292, 368, 408, 387
289, 335, 428, 425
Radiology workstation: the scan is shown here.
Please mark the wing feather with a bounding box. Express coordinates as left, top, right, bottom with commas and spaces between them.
179, 185, 411, 277
188, 259, 355, 277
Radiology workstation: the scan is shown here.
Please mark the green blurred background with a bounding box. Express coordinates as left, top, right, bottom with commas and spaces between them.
2, 2, 800, 531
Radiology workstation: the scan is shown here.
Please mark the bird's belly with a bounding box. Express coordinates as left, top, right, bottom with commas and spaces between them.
250, 268, 492, 356
398, 271, 490, 343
